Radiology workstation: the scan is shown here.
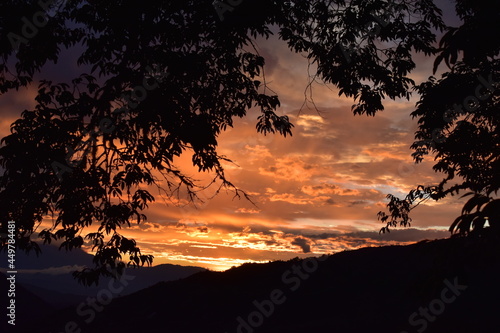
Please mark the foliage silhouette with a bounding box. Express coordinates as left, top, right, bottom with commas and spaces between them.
0, 0, 449, 284
378, 0, 500, 236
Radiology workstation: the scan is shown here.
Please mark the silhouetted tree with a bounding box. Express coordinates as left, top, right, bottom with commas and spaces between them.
0, 0, 447, 284
378, 0, 500, 237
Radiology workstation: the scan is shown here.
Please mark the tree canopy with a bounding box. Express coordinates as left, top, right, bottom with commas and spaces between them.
0, 0, 497, 284
377, 0, 500, 236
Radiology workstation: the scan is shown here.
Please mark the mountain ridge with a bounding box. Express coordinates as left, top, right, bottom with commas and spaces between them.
18, 235, 500, 333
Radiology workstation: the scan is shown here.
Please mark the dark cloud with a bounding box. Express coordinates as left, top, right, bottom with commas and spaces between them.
325, 198, 336, 205
291, 237, 311, 253
348, 200, 369, 206
308, 228, 450, 243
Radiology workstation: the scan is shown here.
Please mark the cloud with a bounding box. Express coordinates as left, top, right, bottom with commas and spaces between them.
291, 237, 312, 253
268, 193, 329, 205
301, 184, 361, 197
235, 208, 261, 214
259, 156, 317, 182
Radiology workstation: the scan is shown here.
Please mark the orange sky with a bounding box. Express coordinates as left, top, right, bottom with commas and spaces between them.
0, 4, 465, 271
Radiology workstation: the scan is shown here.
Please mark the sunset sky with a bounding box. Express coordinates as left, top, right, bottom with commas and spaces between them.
0, 1, 465, 271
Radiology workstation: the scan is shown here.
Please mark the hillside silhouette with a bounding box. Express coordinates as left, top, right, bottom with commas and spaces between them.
0, 272, 55, 333
19, 235, 500, 333
0, 243, 207, 310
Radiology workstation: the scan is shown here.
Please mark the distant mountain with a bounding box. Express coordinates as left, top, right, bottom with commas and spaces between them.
11, 263, 207, 301
0, 244, 206, 311
20, 235, 500, 333
0, 243, 94, 270
21, 282, 86, 309
0, 272, 56, 333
